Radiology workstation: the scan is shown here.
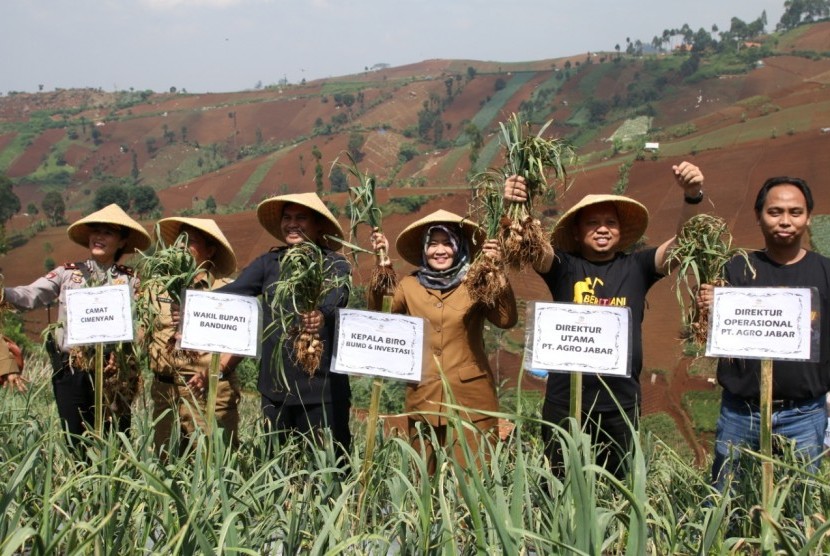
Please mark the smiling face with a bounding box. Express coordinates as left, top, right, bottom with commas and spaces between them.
88, 224, 127, 265
280, 203, 321, 245
424, 229, 456, 271
757, 183, 811, 253
573, 202, 621, 262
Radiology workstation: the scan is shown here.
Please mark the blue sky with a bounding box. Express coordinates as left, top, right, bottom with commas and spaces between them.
1, 0, 785, 94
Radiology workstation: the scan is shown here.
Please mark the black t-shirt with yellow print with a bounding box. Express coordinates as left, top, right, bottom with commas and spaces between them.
539, 248, 663, 411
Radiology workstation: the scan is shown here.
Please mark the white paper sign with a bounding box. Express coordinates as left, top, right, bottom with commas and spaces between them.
527, 301, 631, 376
331, 308, 424, 381
65, 284, 134, 346
180, 290, 262, 357
706, 287, 814, 361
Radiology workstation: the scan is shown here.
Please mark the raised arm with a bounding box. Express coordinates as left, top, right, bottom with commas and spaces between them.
3, 270, 63, 311
655, 161, 706, 273
503, 175, 555, 273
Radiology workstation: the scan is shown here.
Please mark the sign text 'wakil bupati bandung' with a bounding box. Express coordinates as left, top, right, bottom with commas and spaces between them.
180, 290, 261, 357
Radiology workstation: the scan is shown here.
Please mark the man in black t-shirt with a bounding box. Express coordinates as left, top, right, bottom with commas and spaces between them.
505, 161, 705, 476
699, 177, 830, 487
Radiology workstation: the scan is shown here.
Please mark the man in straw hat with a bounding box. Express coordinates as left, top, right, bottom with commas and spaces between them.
504, 160, 705, 476
218, 192, 353, 458
145, 217, 242, 454
3, 203, 151, 445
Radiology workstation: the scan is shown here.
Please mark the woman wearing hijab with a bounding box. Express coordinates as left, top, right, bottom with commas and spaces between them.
369, 209, 517, 472
3, 204, 151, 444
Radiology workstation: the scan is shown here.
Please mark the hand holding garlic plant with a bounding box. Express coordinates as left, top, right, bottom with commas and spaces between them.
668, 213, 754, 349
268, 241, 350, 376
464, 179, 510, 307
483, 113, 576, 270
338, 153, 398, 296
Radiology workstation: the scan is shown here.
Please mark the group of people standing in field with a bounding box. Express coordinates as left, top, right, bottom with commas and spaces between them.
1, 159, 828, 489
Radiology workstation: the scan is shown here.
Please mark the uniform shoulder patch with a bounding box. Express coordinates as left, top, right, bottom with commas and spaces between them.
114, 264, 135, 277
63, 262, 79, 270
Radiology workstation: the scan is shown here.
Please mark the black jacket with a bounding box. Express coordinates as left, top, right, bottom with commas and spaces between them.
219, 246, 351, 406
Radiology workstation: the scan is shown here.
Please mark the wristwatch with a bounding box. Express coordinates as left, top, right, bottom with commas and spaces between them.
684, 189, 704, 204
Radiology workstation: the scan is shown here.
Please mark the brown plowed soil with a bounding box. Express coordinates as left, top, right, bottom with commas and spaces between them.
5, 27, 830, 458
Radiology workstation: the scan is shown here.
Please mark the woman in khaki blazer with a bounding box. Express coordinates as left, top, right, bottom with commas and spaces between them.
369, 210, 517, 472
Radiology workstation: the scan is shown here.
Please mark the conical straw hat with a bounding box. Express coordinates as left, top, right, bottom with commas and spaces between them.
552, 194, 649, 253
395, 209, 485, 267
256, 192, 343, 246
156, 217, 237, 278
67, 203, 152, 253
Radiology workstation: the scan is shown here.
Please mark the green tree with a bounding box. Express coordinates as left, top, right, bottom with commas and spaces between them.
205, 196, 217, 214
398, 142, 419, 163
131, 185, 160, 217
679, 53, 701, 78
692, 28, 713, 52
93, 184, 131, 211
0, 176, 20, 223
777, 0, 829, 31
0, 174, 21, 252
162, 124, 175, 144
417, 98, 444, 145
444, 77, 454, 99
347, 131, 365, 162
329, 165, 349, 193
91, 127, 103, 146
131, 152, 140, 182
586, 98, 610, 123
464, 123, 483, 166
41, 191, 66, 226
730, 16, 749, 42
314, 161, 324, 195
311, 145, 324, 196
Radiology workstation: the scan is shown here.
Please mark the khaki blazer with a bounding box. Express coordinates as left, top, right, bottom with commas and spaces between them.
372, 275, 517, 426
